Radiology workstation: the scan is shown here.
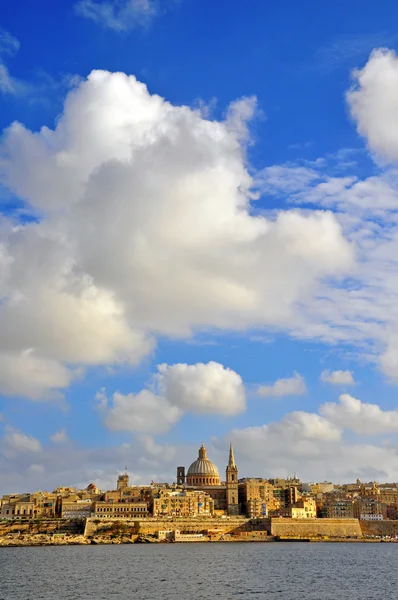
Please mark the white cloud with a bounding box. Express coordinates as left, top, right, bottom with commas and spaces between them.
75, 0, 156, 31
0, 63, 16, 94
0, 27, 20, 56
3, 428, 42, 456
99, 361, 246, 433
320, 370, 355, 385
347, 48, 398, 162
320, 393, 398, 435
137, 434, 178, 463
0, 350, 73, 400
225, 96, 259, 143
0, 70, 353, 398
380, 333, 398, 379
50, 428, 69, 443
222, 405, 398, 481
99, 388, 181, 434
0, 429, 195, 495
257, 372, 306, 398
0, 27, 22, 95
257, 165, 320, 195
157, 361, 246, 415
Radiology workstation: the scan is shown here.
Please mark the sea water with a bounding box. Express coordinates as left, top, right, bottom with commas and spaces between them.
1, 542, 396, 599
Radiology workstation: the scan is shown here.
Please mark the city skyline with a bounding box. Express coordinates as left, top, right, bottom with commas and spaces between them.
2, 440, 397, 526
3, 1, 398, 493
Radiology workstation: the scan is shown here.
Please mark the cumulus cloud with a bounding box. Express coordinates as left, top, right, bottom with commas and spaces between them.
222, 405, 398, 481
157, 361, 246, 415
75, 0, 156, 31
99, 361, 246, 433
0, 70, 353, 399
0, 350, 73, 399
254, 50, 398, 377
257, 372, 306, 398
347, 48, 398, 162
98, 388, 181, 435
320, 393, 398, 435
225, 96, 259, 143
320, 370, 355, 385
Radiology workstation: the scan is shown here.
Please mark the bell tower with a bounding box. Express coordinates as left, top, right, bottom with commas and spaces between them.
226, 443, 239, 515
176, 466, 185, 486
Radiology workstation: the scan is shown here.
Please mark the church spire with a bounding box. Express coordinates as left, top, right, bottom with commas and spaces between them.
228, 443, 235, 467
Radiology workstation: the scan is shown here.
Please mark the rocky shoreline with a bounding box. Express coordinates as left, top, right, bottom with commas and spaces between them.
1, 534, 395, 547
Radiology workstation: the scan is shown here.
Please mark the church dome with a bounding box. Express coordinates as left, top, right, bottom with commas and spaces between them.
186, 444, 220, 486
187, 458, 220, 476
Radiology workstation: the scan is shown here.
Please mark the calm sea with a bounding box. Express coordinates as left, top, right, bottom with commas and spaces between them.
1, 542, 397, 599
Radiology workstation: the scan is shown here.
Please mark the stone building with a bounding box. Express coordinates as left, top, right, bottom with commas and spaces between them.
0, 500, 35, 519
61, 499, 93, 519
290, 498, 317, 519
355, 497, 385, 521
324, 497, 356, 518
93, 501, 148, 518
152, 489, 214, 517
176, 443, 239, 514
117, 472, 130, 491
238, 479, 277, 517
185, 443, 221, 486
272, 485, 300, 509
226, 444, 239, 516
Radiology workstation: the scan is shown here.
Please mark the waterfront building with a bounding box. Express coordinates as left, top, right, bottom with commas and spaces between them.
290, 498, 317, 519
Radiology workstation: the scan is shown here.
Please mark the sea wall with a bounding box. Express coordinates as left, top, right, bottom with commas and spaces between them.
360, 520, 398, 537
84, 517, 252, 537
270, 518, 362, 538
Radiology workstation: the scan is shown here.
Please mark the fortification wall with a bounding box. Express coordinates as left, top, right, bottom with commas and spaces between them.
271, 518, 362, 538
360, 520, 398, 537
84, 517, 251, 537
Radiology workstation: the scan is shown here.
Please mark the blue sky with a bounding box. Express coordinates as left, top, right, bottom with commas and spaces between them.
3, 0, 398, 492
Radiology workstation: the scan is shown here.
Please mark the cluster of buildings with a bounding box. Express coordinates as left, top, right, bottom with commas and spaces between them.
1, 443, 398, 522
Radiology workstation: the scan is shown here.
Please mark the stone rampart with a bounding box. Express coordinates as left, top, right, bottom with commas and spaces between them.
84, 517, 251, 537
360, 520, 398, 537
271, 518, 362, 538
